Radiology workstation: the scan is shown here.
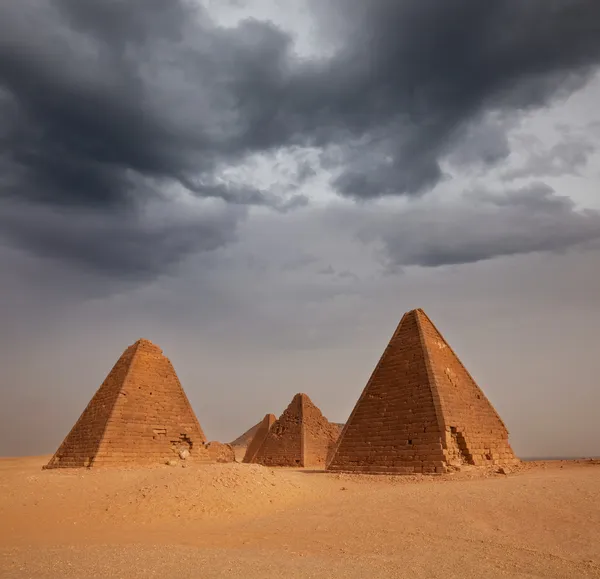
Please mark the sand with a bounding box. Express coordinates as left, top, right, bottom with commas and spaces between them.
1, 456, 599, 578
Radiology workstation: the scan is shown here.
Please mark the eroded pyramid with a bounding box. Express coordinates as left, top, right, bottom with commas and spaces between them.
45, 339, 207, 468
251, 393, 341, 467
327, 309, 519, 474
242, 413, 277, 463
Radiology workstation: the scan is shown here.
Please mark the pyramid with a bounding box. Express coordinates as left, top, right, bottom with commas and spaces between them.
242, 413, 277, 463
45, 339, 207, 468
230, 416, 270, 449
251, 393, 341, 467
327, 309, 519, 474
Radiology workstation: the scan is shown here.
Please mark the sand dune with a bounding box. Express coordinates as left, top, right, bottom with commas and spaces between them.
1, 456, 600, 578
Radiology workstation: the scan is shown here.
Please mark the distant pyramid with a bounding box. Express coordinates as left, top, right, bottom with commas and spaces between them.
230, 417, 268, 449
242, 413, 277, 463
251, 394, 340, 467
45, 339, 207, 468
327, 309, 519, 474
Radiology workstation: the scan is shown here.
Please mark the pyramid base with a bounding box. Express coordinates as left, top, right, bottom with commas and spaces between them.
253, 458, 330, 468
42, 456, 213, 470
327, 457, 521, 475
327, 463, 446, 475
42, 442, 236, 470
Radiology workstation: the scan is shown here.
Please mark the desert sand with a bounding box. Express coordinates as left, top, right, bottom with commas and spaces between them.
1, 457, 599, 578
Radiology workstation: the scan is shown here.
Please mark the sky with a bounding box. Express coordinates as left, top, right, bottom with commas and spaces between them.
1, 0, 600, 459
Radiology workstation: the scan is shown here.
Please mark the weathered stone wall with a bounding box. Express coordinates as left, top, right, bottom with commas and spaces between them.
419, 311, 518, 466
45, 345, 138, 468
45, 339, 208, 468
242, 414, 276, 463
301, 399, 341, 468
206, 441, 236, 463
325, 424, 344, 465
252, 398, 303, 467
327, 311, 446, 474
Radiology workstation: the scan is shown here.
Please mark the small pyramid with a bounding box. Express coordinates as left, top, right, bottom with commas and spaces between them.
327, 309, 519, 474
251, 393, 340, 467
45, 339, 207, 468
242, 413, 277, 463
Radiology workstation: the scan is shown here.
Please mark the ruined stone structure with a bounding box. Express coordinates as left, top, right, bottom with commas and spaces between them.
205, 441, 236, 463
327, 309, 519, 474
242, 413, 277, 463
251, 394, 341, 468
45, 339, 208, 468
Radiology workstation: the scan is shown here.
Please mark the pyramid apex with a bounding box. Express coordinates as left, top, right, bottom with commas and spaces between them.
131, 338, 162, 354
133, 337, 155, 345
404, 308, 431, 324
292, 393, 315, 407
405, 307, 426, 315
293, 392, 310, 400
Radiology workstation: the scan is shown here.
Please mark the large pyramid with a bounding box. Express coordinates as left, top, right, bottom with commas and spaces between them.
251, 393, 341, 468
242, 413, 276, 463
45, 339, 207, 468
327, 309, 519, 474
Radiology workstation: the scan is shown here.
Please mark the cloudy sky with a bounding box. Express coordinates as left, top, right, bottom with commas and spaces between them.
1, 0, 600, 459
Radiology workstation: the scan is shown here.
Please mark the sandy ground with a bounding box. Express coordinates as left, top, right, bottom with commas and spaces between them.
1, 456, 599, 578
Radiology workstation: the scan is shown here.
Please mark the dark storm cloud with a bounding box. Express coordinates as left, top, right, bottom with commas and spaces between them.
3, 0, 600, 205
0, 0, 300, 209
1, 0, 600, 275
0, 198, 244, 280
0, 0, 301, 275
375, 184, 600, 268
312, 0, 600, 199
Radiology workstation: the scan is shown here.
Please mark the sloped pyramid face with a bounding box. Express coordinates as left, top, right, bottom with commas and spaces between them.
251, 393, 340, 467
230, 419, 265, 449
45, 339, 207, 468
327, 309, 518, 474
242, 413, 276, 463
302, 398, 343, 467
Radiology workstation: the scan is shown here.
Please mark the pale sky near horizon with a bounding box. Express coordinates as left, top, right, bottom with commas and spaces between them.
1, 0, 600, 459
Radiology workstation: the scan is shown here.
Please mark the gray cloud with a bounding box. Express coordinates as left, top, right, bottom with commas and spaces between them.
0, 198, 244, 281
0, 0, 302, 207
312, 0, 600, 198
226, 182, 600, 283
0, 0, 302, 275
445, 113, 515, 169
504, 127, 597, 180
372, 184, 600, 268
281, 254, 319, 272
1, 0, 600, 278
318, 264, 360, 281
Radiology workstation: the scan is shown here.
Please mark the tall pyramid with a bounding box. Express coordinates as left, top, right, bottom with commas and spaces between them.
327, 309, 519, 474
242, 413, 277, 463
251, 393, 341, 468
45, 339, 207, 468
